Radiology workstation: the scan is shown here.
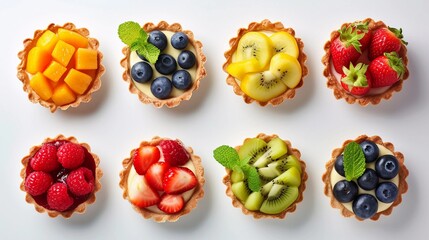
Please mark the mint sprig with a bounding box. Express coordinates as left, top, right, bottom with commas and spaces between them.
213, 145, 261, 192
343, 142, 366, 181
118, 21, 160, 64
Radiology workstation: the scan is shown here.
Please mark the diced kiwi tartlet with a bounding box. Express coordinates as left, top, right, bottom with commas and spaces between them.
214, 133, 307, 219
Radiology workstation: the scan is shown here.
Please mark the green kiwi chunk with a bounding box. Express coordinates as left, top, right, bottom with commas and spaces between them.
268, 155, 302, 173
258, 166, 281, 181
273, 167, 301, 187
238, 138, 267, 165
244, 191, 264, 211
260, 186, 299, 214
231, 170, 245, 183
231, 181, 252, 203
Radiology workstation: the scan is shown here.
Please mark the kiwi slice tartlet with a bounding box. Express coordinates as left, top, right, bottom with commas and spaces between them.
213, 133, 307, 219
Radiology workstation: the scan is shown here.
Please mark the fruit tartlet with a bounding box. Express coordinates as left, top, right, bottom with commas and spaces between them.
20, 135, 102, 218
223, 19, 308, 106
17, 23, 105, 112
322, 18, 409, 105
213, 133, 307, 219
119, 137, 205, 222
322, 135, 408, 220
119, 21, 207, 108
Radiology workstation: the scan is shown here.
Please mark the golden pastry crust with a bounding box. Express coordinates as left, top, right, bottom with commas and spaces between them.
17, 23, 105, 112
20, 134, 103, 218
322, 18, 409, 105
223, 19, 308, 106
223, 133, 307, 219
119, 136, 205, 222
322, 135, 409, 221
120, 21, 207, 108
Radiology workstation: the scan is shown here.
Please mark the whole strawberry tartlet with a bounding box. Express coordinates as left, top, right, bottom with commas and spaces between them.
20, 135, 102, 218
224, 19, 308, 106
213, 133, 307, 219
322, 135, 408, 220
119, 137, 205, 222
17, 23, 105, 112
119, 21, 207, 108
322, 18, 409, 105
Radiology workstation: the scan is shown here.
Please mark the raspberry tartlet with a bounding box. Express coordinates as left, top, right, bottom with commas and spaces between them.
213, 133, 307, 219
119, 137, 205, 222
322, 18, 409, 105
322, 135, 408, 220
17, 23, 105, 112
20, 135, 102, 218
119, 21, 207, 108
223, 19, 308, 106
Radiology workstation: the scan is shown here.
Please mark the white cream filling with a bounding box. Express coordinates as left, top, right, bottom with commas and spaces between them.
330, 144, 399, 213
129, 31, 197, 98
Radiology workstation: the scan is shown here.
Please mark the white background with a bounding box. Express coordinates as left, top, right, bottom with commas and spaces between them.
1, 0, 427, 239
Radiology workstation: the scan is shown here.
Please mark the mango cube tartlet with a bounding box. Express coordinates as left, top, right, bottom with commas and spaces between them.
17, 23, 105, 112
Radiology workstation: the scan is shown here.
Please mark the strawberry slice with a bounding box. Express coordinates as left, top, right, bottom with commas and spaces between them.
128, 174, 160, 208
133, 146, 160, 175
163, 167, 197, 194
159, 140, 189, 166
145, 162, 170, 191
157, 194, 185, 214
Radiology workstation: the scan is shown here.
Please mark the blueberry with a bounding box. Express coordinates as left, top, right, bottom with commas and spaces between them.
171, 32, 189, 49
131, 62, 153, 83
375, 155, 399, 179
151, 77, 172, 99
172, 70, 192, 90
177, 50, 196, 69
352, 194, 378, 219
334, 155, 345, 177
375, 182, 398, 203
333, 180, 358, 203
155, 54, 177, 75
148, 30, 168, 51
359, 140, 379, 163
357, 168, 379, 190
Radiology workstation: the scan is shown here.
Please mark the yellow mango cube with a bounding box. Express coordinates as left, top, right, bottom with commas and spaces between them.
52, 83, 76, 106
26, 47, 52, 74
75, 48, 98, 70
58, 28, 88, 48
43, 61, 67, 82
36, 30, 58, 53
51, 40, 75, 67
29, 72, 53, 101
64, 69, 93, 94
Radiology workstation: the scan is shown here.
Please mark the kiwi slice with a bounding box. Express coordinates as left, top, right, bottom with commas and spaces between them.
273, 167, 301, 187
240, 71, 287, 103
260, 186, 299, 214
268, 155, 302, 173
258, 166, 281, 181
231, 181, 252, 203
267, 184, 285, 200
238, 138, 267, 164
266, 137, 288, 159
244, 191, 264, 211
235, 32, 274, 70
260, 181, 274, 196
230, 169, 245, 183
269, 53, 302, 89
269, 31, 299, 58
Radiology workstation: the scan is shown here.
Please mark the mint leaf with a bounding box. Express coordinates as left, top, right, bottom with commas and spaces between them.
241, 164, 261, 192
343, 142, 366, 181
137, 43, 160, 64
213, 145, 240, 169
139, 28, 148, 41
118, 21, 142, 46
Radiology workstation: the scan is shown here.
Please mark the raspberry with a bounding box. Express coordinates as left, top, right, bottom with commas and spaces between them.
30, 143, 59, 172
24, 171, 52, 196
66, 167, 94, 196
57, 142, 85, 169
47, 183, 74, 212
159, 140, 190, 166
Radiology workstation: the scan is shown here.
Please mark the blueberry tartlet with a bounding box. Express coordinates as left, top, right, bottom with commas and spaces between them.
119, 137, 205, 222
223, 19, 308, 106
119, 21, 207, 108
20, 135, 102, 218
17, 23, 105, 112
322, 135, 408, 220
213, 133, 307, 219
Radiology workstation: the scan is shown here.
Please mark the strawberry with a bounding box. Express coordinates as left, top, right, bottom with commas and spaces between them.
157, 194, 184, 214
330, 22, 370, 74
66, 167, 95, 196
57, 142, 85, 169
47, 183, 74, 212
352, 21, 372, 52
159, 140, 189, 166
145, 162, 170, 191
369, 52, 406, 88
133, 146, 160, 175
24, 171, 53, 196
162, 167, 197, 194
30, 143, 60, 172
369, 27, 407, 60
340, 63, 372, 96
128, 174, 160, 208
